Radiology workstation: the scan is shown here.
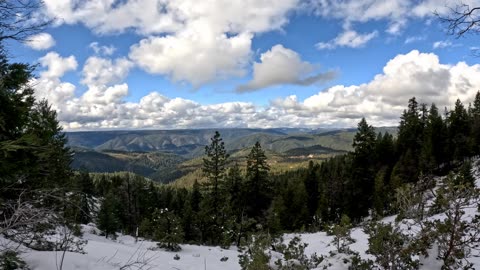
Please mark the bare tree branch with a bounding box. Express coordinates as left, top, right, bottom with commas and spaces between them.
436, 3, 480, 38
0, 0, 52, 42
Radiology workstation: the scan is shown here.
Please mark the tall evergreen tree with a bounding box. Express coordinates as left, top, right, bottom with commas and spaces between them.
202, 131, 229, 213
392, 97, 424, 186
397, 97, 423, 154
304, 161, 320, 225
448, 99, 471, 160
200, 131, 229, 244
153, 208, 184, 251
348, 118, 376, 220
470, 91, 480, 155
245, 142, 271, 220
74, 171, 95, 224
420, 103, 446, 172
190, 179, 202, 213
98, 192, 121, 239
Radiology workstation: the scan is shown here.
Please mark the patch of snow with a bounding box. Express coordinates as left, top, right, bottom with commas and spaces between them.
14, 158, 480, 269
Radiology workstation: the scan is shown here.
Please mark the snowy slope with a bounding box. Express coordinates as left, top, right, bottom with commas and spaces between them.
18, 225, 241, 270
284, 158, 480, 269
12, 159, 480, 269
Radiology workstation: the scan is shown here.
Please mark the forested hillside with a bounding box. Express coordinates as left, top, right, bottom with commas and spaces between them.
2, 36, 480, 267
2, 1, 480, 269
68, 128, 396, 183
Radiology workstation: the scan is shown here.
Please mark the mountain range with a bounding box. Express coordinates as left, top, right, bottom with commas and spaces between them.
67, 127, 396, 184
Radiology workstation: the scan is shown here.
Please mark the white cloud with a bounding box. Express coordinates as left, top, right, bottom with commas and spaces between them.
386, 19, 409, 35
307, 0, 409, 23
82, 56, 133, 86
81, 84, 130, 105
31, 53, 78, 109
316, 30, 378, 49
42, 0, 298, 35
410, 0, 480, 17
38, 52, 77, 79
129, 30, 252, 86
306, 0, 480, 36
237, 44, 336, 92
25, 33, 56, 50
405, 36, 426, 44
33, 50, 480, 130
266, 50, 480, 127
89, 42, 116, 56
41, 0, 298, 86
433, 40, 454, 49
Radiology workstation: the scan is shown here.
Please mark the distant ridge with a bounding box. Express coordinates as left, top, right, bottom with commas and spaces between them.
67, 127, 397, 183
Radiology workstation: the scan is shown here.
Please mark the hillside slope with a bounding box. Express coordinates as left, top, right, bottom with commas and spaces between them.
16, 159, 480, 269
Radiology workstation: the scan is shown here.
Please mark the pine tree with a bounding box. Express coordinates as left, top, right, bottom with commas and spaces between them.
225, 164, 249, 246
283, 178, 309, 231
374, 132, 395, 168
373, 166, 388, 217
267, 195, 285, 235
153, 208, 184, 251
330, 214, 354, 253
457, 161, 475, 187
397, 97, 423, 153
304, 161, 320, 224
200, 131, 229, 244
365, 221, 419, 270
394, 97, 424, 186
245, 141, 271, 220
348, 118, 376, 220
190, 179, 202, 213
420, 103, 446, 172
75, 171, 95, 224
427, 172, 480, 269
448, 99, 471, 160
98, 192, 120, 239
0, 48, 73, 191
202, 131, 229, 215
225, 163, 244, 213
353, 118, 376, 158
470, 91, 480, 155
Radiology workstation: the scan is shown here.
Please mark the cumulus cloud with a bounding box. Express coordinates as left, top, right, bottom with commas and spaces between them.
82, 56, 133, 86
265, 50, 480, 127
316, 29, 378, 49
38, 52, 77, 79
33, 50, 480, 130
308, 0, 408, 22
237, 44, 336, 92
41, 0, 298, 86
42, 0, 297, 35
89, 42, 116, 56
31, 53, 77, 109
25, 33, 56, 50
306, 0, 480, 37
31, 52, 135, 121
129, 30, 252, 87
410, 0, 480, 17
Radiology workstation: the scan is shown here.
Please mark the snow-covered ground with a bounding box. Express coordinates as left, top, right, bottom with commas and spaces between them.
17, 225, 241, 270
8, 159, 480, 269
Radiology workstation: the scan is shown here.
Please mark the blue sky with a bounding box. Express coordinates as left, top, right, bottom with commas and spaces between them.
12, 0, 480, 130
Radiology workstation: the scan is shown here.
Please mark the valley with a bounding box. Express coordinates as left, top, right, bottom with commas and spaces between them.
68, 127, 395, 184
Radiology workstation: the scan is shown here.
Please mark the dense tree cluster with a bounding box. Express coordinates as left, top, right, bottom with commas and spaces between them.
91, 95, 480, 251
1, 38, 479, 267
1, 2, 479, 269
0, 42, 89, 267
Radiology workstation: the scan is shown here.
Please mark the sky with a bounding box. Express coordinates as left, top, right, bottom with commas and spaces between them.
8, 0, 480, 130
